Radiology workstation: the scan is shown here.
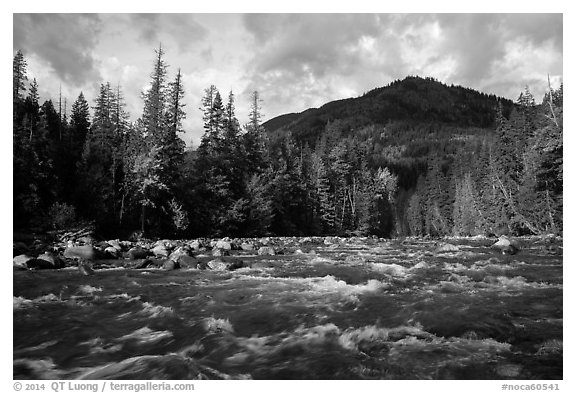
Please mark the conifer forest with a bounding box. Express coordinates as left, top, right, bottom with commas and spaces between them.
13, 48, 563, 239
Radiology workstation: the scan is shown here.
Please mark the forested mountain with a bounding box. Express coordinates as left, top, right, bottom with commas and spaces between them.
13, 49, 563, 239
264, 76, 514, 144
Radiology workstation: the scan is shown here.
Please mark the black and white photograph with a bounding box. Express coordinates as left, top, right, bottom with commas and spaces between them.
10, 5, 566, 386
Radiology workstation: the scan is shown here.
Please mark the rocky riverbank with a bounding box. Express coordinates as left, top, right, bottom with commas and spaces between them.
13, 231, 562, 274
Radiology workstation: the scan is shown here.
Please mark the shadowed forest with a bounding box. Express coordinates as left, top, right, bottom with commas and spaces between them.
13, 47, 563, 239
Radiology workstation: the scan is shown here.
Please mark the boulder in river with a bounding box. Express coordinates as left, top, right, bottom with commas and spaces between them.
64, 245, 98, 260
135, 258, 155, 269
188, 240, 202, 251
104, 247, 120, 258
13, 254, 34, 268
227, 259, 245, 271
36, 251, 64, 268
169, 246, 193, 261
258, 246, 275, 256
207, 259, 228, 271
26, 257, 58, 270
491, 236, 520, 255
154, 239, 176, 251
215, 239, 232, 250
207, 258, 245, 271
162, 260, 180, 271
212, 248, 230, 257
107, 239, 123, 251
172, 255, 197, 269
151, 244, 169, 258
240, 242, 254, 251
434, 243, 460, 253
126, 246, 150, 260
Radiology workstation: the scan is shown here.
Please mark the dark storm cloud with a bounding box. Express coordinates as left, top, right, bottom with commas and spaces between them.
130, 14, 208, 53
13, 13, 102, 86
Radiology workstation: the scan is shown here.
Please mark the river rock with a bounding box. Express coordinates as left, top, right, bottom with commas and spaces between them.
258, 246, 275, 256
126, 246, 150, 260
491, 236, 520, 255
162, 260, 180, 271
212, 248, 230, 257
207, 259, 228, 271
104, 247, 120, 258
135, 258, 155, 269
169, 246, 192, 260
95, 241, 111, 249
173, 255, 197, 269
324, 238, 335, 245
13, 254, 34, 268
64, 245, 98, 260
37, 251, 64, 268
412, 261, 430, 269
227, 259, 245, 271
240, 242, 254, 251
151, 245, 169, 258
154, 239, 176, 251
27, 255, 60, 269
215, 239, 232, 250
107, 239, 123, 251
435, 243, 460, 253
188, 240, 202, 251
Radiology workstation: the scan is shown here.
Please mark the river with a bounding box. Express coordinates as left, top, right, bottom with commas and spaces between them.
13, 237, 562, 379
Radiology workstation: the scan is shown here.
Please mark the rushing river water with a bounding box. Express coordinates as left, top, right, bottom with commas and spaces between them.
13, 237, 562, 380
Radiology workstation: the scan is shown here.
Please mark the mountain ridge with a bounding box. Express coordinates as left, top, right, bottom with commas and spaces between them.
263, 76, 514, 143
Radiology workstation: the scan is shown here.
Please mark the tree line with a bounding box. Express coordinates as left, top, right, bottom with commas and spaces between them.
13, 48, 562, 238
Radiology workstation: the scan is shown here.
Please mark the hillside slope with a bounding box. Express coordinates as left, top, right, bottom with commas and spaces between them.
263, 76, 514, 144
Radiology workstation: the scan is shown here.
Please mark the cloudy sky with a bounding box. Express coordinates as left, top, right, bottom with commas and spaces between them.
13, 13, 563, 146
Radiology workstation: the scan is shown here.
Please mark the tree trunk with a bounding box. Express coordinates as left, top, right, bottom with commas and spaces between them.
141, 204, 146, 235
119, 192, 126, 225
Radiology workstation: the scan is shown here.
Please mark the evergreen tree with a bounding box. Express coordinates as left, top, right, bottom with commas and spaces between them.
452, 173, 483, 236
142, 45, 168, 148
131, 145, 168, 234
406, 181, 425, 236
243, 90, 269, 174
243, 173, 274, 236
311, 151, 335, 232
198, 85, 221, 156
424, 155, 450, 236
248, 90, 263, 131
161, 68, 186, 188
166, 69, 186, 135
70, 92, 90, 150
372, 167, 399, 236
13, 50, 28, 103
